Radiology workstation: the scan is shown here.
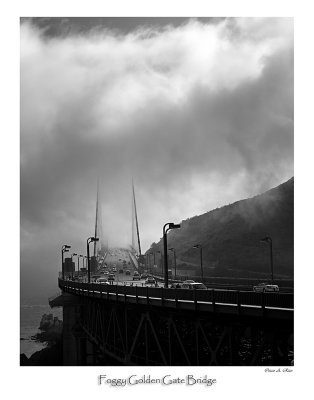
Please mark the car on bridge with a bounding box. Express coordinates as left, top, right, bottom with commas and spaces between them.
181, 282, 207, 290
141, 273, 148, 279
145, 277, 156, 285
119, 269, 124, 274
125, 270, 131, 275
170, 283, 182, 288
96, 277, 109, 285
108, 274, 115, 282
253, 283, 279, 292
133, 271, 141, 280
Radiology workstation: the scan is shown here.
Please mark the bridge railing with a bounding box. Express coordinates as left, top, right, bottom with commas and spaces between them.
58, 279, 293, 310
263, 292, 294, 309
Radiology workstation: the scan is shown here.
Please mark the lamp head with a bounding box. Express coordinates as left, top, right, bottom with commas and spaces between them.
169, 223, 181, 230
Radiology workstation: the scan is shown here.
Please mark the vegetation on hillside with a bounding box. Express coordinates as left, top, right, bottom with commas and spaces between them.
148, 177, 294, 279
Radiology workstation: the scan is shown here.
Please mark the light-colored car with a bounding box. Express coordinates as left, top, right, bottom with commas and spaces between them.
253, 283, 279, 292
145, 277, 156, 285
183, 280, 195, 284
181, 282, 207, 290
96, 277, 109, 284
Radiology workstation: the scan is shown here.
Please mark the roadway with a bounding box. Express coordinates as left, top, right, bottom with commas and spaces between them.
78, 247, 293, 293
92, 247, 162, 287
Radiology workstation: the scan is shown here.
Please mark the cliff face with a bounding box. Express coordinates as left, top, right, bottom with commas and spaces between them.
149, 177, 294, 278
20, 341, 63, 366
20, 313, 63, 366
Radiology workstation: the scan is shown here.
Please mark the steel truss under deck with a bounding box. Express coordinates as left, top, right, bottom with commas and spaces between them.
75, 296, 293, 366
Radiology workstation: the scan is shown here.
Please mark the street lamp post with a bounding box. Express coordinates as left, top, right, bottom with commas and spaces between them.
157, 250, 164, 275
260, 236, 274, 284
146, 253, 149, 272
157, 250, 162, 275
193, 244, 203, 282
78, 254, 84, 277
61, 245, 71, 280
71, 253, 77, 280
169, 247, 177, 280
84, 256, 88, 282
163, 223, 181, 288
87, 237, 99, 283
150, 253, 154, 274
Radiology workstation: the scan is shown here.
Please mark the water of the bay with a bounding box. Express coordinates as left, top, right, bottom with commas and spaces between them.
20, 295, 63, 358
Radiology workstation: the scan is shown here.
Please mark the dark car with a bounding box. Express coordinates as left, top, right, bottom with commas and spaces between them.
119, 269, 124, 274
125, 270, 131, 275
108, 274, 115, 281
133, 272, 141, 280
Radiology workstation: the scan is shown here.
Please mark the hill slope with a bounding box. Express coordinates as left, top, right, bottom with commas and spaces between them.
147, 177, 294, 279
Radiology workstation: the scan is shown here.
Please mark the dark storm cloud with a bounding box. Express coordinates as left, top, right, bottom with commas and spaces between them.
23, 17, 224, 38
20, 18, 293, 296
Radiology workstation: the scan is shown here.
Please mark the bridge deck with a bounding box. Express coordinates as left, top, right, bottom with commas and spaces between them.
58, 279, 293, 321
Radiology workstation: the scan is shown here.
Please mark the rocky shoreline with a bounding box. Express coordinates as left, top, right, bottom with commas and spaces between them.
21, 313, 63, 366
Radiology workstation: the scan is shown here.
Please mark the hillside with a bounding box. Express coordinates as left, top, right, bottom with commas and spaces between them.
147, 177, 294, 279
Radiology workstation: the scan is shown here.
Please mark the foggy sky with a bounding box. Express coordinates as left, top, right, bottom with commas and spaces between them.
20, 17, 293, 300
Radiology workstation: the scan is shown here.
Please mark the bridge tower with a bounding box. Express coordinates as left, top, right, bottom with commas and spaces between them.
91, 180, 107, 271
131, 179, 142, 258
93, 179, 100, 257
